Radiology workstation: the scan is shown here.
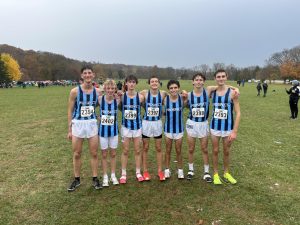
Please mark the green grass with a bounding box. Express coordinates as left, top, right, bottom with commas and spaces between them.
0, 80, 299, 225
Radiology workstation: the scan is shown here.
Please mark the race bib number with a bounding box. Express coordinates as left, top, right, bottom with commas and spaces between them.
192, 108, 205, 118
147, 107, 159, 117
213, 108, 228, 120
80, 106, 94, 117
101, 115, 114, 125
124, 110, 137, 120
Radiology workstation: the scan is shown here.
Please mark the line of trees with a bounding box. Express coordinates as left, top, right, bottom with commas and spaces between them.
0, 44, 299, 82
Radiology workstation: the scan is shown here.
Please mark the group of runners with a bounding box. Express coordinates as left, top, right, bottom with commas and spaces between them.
67, 65, 241, 192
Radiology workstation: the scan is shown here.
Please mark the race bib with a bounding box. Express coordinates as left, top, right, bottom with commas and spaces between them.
124, 110, 137, 120
213, 108, 228, 120
101, 115, 114, 125
192, 108, 205, 118
80, 106, 95, 117
147, 107, 159, 117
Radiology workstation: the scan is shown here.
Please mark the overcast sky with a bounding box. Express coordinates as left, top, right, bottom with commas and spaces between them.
1, 0, 300, 68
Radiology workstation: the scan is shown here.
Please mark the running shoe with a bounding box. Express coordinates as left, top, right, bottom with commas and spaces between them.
213, 174, 222, 185
67, 179, 80, 192
164, 169, 171, 179
223, 172, 237, 184
111, 175, 119, 185
178, 169, 184, 179
158, 171, 165, 181
186, 170, 194, 180
102, 176, 109, 187
203, 173, 212, 183
119, 175, 127, 184
93, 178, 103, 190
136, 173, 144, 182
143, 171, 151, 181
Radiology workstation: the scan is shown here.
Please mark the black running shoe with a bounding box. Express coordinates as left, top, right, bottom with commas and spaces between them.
93, 178, 103, 190
68, 179, 80, 192
186, 170, 194, 180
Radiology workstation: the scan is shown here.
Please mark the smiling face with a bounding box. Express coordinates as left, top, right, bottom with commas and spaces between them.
193, 75, 205, 89
104, 84, 116, 97
214, 71, 228, 86
149, 77, 160, 90
81, 69, 95, 84
168, 83, 179, 97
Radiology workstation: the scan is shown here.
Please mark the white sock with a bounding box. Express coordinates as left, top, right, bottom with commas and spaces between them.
188, 163, 194, 171
165, 168, 170, 173
178, 169, 183, 173
136, 168, 141, 174
121, 169, 126, 176
204, 164, 209, 173
103, 174, 108, 179
111, 173, 116, 178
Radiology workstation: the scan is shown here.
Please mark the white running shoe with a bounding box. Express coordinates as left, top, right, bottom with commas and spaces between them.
111, 175, 119, 185
178, 169, 184, 179
164, 169, 171, 179
102, 176, 109, 187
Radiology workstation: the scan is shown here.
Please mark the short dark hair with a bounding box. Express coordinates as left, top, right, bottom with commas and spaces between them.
81, 65, 93, 73
167, 80, 180, 89
192, 73, 206, 81
214, 69, 228, 77
125, 75, 138, 84
148, 75, 160, 84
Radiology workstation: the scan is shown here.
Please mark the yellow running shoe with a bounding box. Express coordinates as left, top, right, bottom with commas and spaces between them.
224, 172, 237, 184
213, 174, 222, 185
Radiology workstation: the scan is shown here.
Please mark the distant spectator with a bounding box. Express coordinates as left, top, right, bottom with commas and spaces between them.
286, 80, 300, 119
256, 82, 262, 96
242, 79, 245, 87
117, 81, 123, 91
262, 81, 268, 97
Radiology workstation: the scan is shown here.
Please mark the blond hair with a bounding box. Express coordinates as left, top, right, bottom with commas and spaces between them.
103, 79, 117, 89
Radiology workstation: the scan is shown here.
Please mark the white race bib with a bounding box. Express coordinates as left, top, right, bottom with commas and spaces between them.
147, 107, 159, 117
101, 115, 114, 125
213, 108, 228, 120
80, 106, 95, 117
192, 108, 205, 118
124, 110, 137, 120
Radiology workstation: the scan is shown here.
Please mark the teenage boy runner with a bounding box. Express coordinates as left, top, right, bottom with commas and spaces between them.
98, 79, 120, 187
67, 65, 102, 192
140, 75, 168, 181
163, 80, 187, 179
119, 75, 145, 184
186, 73, 212, 182
210, 69, 241, 185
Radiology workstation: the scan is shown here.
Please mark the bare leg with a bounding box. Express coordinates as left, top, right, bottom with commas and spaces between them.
88, 135, 99, 177
187, 135, 196, 165
110, 148, 117, 174
133, 137, 142, 171
142, 138, 150, 172
165, 137, 173, 169
72, 136, 84, 177
222, 137, 232, 173
211, 135, 220, 174
102, 150, 108, 176
175, 138, 183, 169
155, 138, 163, 173
121, 137, 130, 173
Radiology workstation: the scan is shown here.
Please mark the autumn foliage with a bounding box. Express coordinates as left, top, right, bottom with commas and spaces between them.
0, 53, 22, 81
280, 61, 300, 80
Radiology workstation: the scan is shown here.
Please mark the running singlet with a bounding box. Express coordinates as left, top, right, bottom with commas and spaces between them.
187, 90, 209, 122
143, 90, 162, 121
164, 95, 184, 134
122, 92, 142, 130
210, 89, 234, 131
72, 85, 98, 120
99, 96, 118, 137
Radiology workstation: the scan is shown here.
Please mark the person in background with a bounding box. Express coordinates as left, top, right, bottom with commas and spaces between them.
286, 80, 300, 119
262, 81, 268, 97
256, 81, 262, 96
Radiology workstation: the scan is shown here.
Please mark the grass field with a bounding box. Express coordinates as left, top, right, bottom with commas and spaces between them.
0, 80, 299, 225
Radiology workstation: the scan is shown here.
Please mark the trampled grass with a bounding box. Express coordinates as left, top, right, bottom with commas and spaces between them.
0, 80, 299, 225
